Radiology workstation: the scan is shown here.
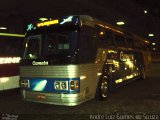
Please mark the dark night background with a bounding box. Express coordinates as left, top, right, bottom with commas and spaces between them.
0, 0, 160, 42
0, 1, 160, 120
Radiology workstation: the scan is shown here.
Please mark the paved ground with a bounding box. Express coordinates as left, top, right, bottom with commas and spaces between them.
0, 63, 160, 120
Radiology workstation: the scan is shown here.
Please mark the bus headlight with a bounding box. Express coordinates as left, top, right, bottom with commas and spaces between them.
54, 81, 68, 90
54, 81, 60, 90
61, 81, 67, 89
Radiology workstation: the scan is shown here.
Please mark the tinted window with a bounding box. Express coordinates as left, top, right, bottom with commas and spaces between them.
46, 33, 70, 55
79, 25, 97, 63
126, 38, 134, 49
24, 36, 40, 59
0, 36, 23, 56
96, 26, 115, 47
115, 34, 126, 47
105, 30, 114, 46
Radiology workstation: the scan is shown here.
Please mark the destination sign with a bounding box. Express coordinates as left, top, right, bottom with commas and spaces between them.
27, 16, 79, 31
0, 57, 21, 64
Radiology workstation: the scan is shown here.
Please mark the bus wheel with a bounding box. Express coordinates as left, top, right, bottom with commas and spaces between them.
141, 67, 146, 80
96, 76, 109, 100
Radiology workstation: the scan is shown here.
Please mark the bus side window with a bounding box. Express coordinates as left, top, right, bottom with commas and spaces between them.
141, 41, 151, 51
80, 25, 97, 63
134, 39, 141, 50
105, 30, 114, 46
115, 34, 126, 47
126, 38, 134, 49
96, 26, 106, 48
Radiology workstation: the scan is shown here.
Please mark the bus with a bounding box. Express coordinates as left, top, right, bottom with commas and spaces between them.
0, 33, 24, 91
19, 15, 151, 106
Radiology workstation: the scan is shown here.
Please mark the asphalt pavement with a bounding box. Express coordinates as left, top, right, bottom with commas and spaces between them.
0, 63, 160, 120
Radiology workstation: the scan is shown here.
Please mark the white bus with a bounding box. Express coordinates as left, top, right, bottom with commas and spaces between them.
20, 15, 151, 106
0, 33, 24, 91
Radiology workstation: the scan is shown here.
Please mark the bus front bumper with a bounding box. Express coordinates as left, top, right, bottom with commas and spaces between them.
21, 90, 86, 106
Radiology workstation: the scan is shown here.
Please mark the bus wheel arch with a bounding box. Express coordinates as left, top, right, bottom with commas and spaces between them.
95, 75, 109, 100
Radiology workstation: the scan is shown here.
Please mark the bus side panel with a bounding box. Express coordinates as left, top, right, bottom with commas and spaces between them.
0, 62, 20, 91
2, 76, 20, 90
142, 51, 151, 72
0, 83, 3, 91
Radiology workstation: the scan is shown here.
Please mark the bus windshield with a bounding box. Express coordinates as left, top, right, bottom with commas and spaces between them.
45, 32, 70, 55
24, 35, 41, 59
24, 31, 79, 64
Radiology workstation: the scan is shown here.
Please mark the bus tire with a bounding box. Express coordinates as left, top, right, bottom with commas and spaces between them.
95, 76, 109, 100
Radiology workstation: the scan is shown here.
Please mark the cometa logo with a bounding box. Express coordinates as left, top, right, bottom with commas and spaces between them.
32, 61, 49, 66
0, 57, 21, 64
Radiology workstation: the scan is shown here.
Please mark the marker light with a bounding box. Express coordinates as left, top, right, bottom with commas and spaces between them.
39, 18, 48, 21
115, 79, 123, 84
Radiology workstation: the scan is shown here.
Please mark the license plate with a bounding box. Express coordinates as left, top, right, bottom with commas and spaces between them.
36, 94, 46, 99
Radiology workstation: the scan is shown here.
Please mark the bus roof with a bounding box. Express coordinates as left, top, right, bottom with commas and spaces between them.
26, 15, 150, 44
